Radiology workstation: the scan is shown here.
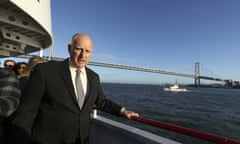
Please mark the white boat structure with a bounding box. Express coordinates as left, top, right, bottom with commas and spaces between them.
0, 0, 52, 58
163, 81, 187, 92
1, 1, 240, 144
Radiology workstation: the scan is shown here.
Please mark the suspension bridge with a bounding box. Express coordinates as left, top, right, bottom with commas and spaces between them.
88, 61, 239, 87
46, 56, 239, 87
15, 55, 240, 87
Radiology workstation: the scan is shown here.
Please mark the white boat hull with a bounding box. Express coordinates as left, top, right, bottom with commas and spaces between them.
163, 87, 187, 92
163, 83, 187, 92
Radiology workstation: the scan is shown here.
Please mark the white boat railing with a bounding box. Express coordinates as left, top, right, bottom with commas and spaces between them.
90, 110, 181, 144
91, 110, 240, 144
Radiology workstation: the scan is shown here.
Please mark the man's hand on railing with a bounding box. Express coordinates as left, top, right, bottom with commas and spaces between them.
121, 109, 139, 120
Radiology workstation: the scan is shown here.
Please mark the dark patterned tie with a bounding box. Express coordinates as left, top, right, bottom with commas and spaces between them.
76, 70, 84, 108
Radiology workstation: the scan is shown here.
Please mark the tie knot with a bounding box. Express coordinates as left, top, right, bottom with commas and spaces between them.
76, 70, 82, 81
76, 69, 81, 75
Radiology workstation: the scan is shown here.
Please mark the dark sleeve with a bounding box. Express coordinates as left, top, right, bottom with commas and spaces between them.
19, 76, 29, 92
0, 68, 21, 117
12, 65, 45, 134
93, 73, 122, 116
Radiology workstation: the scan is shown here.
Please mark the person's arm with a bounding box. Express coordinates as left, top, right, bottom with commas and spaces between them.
0, 68, 21, 117
93, 72, 139, 119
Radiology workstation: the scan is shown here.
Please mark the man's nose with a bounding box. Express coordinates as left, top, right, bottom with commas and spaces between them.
79, 51, 86, 57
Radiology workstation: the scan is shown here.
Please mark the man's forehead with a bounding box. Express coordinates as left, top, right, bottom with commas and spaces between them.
72, 41, 93, 49
73, 38, 89, 45
7, 61, 14, 64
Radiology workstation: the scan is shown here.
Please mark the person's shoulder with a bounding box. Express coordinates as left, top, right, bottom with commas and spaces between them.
86, 67, 99, 77
0, 68, 16, 78
45, 60, 63, 65
86, 67, 96, 74
0, 67, 11, 73
38, 59, 67, 69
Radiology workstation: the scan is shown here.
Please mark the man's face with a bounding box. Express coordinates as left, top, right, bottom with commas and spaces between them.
4, 61, 15, 68
69, 35, 93, 69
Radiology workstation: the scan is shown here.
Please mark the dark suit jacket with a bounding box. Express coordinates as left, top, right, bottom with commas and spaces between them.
13, 59, 122, 144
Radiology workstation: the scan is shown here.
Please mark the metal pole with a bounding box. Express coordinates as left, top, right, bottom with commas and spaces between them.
195, 62, 200, 87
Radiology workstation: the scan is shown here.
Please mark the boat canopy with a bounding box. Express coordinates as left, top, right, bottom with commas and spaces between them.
0, 0, 52, 58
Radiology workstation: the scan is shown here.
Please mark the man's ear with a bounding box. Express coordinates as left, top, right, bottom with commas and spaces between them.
68, 44, 71, 53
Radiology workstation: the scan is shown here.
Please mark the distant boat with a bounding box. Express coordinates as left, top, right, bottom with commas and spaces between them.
163, 80, 187, 92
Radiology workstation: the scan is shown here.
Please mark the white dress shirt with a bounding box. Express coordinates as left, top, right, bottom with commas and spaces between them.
69, 62, 88, 99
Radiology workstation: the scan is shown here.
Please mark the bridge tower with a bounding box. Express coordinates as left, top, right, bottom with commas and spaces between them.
195, 62, 200, 87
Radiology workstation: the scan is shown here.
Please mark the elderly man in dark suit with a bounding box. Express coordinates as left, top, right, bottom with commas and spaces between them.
13, 33, 139, 144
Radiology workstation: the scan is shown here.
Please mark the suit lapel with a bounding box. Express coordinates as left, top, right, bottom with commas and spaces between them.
58, 62, 97, 111
59, 60, 79, 107
86, 68, 93, 99
82, 68, 96, 109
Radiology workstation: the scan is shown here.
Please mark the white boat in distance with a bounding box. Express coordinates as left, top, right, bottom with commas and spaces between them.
163, 81, 187, 92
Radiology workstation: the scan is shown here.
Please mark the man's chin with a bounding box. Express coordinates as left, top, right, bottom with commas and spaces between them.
75, 63, 86, 68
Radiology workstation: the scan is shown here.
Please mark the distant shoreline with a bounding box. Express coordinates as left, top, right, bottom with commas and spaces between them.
101, 82, 240, 89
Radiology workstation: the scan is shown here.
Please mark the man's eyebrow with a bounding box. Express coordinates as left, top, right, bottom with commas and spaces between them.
73, 47, 82, 50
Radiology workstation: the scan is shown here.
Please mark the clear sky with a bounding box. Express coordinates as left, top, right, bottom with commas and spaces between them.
2, 0, 240, 85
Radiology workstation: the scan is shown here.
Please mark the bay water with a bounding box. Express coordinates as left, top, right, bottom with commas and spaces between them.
101, 83, 240, 144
